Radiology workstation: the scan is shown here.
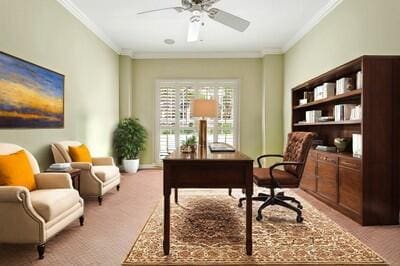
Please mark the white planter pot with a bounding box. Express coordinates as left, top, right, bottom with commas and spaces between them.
123, 159, 140, 173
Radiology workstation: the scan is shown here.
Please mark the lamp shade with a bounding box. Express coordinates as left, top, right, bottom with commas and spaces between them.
192, 99, 218, 118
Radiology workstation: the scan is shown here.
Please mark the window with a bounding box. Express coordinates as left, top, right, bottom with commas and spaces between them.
155, 80, 239, 162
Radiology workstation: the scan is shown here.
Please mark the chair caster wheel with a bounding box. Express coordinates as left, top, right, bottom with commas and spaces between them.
238, 202, 243, 208
296, 216, 304, 223
256, 214, 263, 221
298, 204, 303, 209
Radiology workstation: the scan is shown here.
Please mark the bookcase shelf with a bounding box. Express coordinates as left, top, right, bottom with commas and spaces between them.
293, 120, 361, 127
291, 55, 400, 226
293, 89, 362, 110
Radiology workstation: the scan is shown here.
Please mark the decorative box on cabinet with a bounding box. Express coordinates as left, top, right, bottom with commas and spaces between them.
294, 56, 400, 225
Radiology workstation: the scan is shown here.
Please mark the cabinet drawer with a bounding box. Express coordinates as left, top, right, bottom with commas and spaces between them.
317, 160, 338, 203
339, 157, 361, 170
339, 167, 362, 214
318, 153, 338, 165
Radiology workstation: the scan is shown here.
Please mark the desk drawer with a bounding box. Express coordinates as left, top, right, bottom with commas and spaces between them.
339, 157, 361, 170
170, 164, 248, 188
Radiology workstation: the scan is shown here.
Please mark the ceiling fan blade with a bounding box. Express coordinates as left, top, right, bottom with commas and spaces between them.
207, 8, 250, 32
187, 17, 201, 42
137, 7, 184, 15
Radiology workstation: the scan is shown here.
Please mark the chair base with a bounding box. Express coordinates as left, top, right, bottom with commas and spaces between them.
239, 191, 303, 223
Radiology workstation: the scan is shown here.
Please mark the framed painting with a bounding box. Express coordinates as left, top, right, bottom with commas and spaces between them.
0, 51, 64, 128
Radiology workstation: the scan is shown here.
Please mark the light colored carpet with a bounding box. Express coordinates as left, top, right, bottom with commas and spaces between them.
124, 191, 386, 265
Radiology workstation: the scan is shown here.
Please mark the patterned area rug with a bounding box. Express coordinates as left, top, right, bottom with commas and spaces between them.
123, 191, 386, 265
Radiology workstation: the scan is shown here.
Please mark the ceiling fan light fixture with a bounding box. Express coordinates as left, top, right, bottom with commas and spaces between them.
187, 15, 201, 42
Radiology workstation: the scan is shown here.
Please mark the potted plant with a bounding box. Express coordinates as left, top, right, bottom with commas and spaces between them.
114, 118, 147, 173
180, 136, 197, 153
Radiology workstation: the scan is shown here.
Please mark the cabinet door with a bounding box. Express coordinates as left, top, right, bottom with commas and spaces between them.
300, 152, 317, 192
317, 159, 338, 203
339, 166, 362, 215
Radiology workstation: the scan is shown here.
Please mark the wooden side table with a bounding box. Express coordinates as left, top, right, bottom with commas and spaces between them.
45, 169, 81, 193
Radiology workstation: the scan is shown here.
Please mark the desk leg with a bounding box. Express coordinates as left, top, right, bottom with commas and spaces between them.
174, 188, 178, 204
163, 190, 170, 255
228, 188, 232, 196
246, 191, 252, 255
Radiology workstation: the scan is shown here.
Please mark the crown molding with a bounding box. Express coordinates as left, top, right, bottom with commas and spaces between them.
56, 0, 121, 54
130, 52, 264, 59
261, 48, 283, 55
282, 0, 343, 53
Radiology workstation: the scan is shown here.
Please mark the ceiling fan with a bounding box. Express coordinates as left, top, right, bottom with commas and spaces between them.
137, 0, 250, 42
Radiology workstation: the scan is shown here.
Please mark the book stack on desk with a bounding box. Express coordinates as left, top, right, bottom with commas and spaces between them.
47, 163, 72, 172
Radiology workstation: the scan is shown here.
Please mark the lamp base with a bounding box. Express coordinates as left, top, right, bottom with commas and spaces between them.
199, 120, 207, 147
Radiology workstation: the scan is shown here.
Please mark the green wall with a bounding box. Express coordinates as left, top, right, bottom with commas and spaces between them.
262, 55, 284, 158
0, 0, 119, 168
131, 58, 264, 164
284, 0, 400, 138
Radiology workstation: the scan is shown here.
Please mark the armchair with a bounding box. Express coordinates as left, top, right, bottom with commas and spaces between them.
0, 143, 84, 259
238, 132, 315, 223
51, 141, 121, 205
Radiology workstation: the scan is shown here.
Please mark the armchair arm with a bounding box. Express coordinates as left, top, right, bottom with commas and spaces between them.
0, 186, 29, 202
257, 154, 283, 168
35, 173, 73, 189
92, 157, 115, 166
71, 162, 92, 170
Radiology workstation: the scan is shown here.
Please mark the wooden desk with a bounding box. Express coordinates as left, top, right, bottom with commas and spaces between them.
163, 147, 254, 255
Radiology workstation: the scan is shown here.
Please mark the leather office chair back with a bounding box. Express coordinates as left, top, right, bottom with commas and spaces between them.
283, 132, 315, 178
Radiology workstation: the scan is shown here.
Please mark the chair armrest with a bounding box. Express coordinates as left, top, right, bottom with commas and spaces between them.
35, 173, 73, 189
269, 161, 303, 187
0, 186, 29, 202
92, 157, 115, 166
257, 154, 283, 168
71, 162, 92, 170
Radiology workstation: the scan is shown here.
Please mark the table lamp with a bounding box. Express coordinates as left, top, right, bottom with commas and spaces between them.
192, 99, 218, 147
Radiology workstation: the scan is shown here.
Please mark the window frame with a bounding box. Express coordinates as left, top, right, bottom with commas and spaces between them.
155, 79, 241, 163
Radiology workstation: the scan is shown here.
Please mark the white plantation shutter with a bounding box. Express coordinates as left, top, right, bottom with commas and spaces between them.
156, 80, 239, 162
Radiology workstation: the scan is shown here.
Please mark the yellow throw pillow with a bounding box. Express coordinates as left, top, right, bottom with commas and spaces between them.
69, 144, 92, 163
0, 150, 37, 191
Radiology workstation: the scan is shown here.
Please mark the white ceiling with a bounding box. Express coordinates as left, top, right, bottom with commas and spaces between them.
60, 0, 341, 58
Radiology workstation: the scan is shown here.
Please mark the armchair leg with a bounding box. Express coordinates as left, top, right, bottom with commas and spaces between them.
37, 243, 45, 260
98, 196, 103, 206
117, 184, 120, 191
79, 215, 85, 226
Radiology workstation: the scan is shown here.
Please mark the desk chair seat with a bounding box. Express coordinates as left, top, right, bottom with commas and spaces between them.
239, 132, 315, 223
253, 168, 299, 188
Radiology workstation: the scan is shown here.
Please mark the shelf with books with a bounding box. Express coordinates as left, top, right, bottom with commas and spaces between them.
293, 120, 361, 127
293, 89, 362, 110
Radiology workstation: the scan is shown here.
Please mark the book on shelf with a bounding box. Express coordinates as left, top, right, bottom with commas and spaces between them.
350, 105, 362, 120
315, 145, 337, 152
356, 71, 363, 89
336, 77, 353, 95
314, 83, 335, 101
352, 134, 362, 156
334, 104, 356, 121
305, 110, 322, 123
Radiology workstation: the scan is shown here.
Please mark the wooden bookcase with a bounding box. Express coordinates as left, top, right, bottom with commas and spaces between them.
291, 56, 400, 225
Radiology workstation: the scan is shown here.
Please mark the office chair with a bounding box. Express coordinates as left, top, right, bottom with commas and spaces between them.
238, 132, 315, 223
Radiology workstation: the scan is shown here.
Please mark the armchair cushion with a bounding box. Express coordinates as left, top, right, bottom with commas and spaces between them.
68, 144, 92, 163
0, 150, 36, 191
253, 168, 299, 188
93, 166, 120, 182
30, 189, 80, 222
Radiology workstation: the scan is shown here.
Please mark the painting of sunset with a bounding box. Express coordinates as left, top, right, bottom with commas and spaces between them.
0, 52, 64, 128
